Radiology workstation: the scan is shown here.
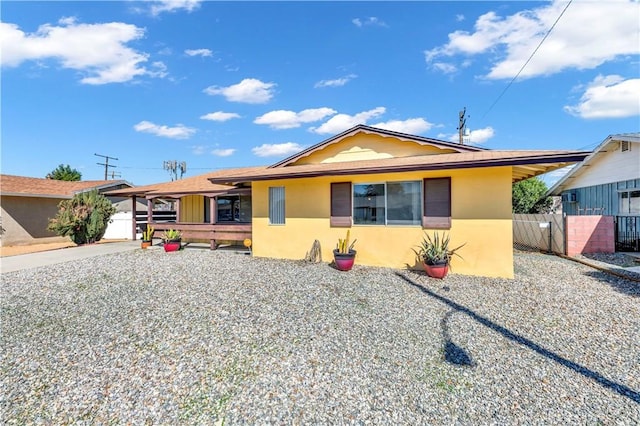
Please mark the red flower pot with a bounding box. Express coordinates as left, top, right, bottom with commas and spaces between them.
163, 240, 181, 252
333, 249, 356, 271
423, 262, 449, 279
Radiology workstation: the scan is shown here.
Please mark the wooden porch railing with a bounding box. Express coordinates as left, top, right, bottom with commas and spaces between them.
150, 222, 252, 250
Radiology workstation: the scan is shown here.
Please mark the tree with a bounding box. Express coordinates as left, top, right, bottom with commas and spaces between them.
512, 177, 553, 214
48, 190, 116, 244
46, 164, 82, 181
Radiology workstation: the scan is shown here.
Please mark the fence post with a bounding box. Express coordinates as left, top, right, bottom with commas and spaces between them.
548, 221, 552, 253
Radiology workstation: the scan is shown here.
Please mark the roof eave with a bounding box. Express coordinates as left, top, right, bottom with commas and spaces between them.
210, 152, 589, 184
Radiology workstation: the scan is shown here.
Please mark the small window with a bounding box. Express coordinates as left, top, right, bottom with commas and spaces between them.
330, 182, 352, 227
423, 177, 451, 229
353, 183, 386, 225
268, 186, 285, 225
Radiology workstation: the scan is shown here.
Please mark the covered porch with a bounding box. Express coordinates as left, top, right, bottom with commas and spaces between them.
105, 170, 254, 250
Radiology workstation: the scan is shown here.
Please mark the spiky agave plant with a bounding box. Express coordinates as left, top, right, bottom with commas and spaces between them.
413, 232, 465, 266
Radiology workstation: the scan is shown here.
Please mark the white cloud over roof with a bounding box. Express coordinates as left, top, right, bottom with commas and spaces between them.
309, 107, 386, 135
0, 19, 157, 85
134, 121, 196, 139
564, 75, 640, 119
425, 0, 640, 80
314, 74, 357, 88
204, 78, 276, 104
254, 108, 336, 129
252, 142, 305, 157
371, 118, 434, 135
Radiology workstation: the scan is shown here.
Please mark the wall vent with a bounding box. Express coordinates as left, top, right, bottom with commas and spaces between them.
621, 141, 630, 152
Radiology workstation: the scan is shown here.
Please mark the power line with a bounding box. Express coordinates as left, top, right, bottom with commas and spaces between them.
95, 153, 118, 180
481, 0, 573, 120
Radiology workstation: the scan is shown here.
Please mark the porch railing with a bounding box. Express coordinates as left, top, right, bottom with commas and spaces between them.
150, 222, 252, 249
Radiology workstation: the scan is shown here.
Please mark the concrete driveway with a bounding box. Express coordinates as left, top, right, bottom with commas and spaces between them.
0, 240, 140, 274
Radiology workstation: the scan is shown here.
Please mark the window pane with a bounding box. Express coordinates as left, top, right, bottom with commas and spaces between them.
353, 184, 385, 224
239, 194, 252, 223
387, 181, 421, 225
269, 187, 285, 225
620, 192, 630, 214
630, 191, 640, 214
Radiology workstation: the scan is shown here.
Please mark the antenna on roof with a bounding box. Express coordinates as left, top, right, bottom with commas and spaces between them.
457, 108, 469, 145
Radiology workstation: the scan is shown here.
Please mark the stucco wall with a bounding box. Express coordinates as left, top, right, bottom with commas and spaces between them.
251, 166, 514, 278
0, 196, 68, 246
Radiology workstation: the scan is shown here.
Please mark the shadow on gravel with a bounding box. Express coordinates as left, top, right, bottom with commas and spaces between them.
441, 310, 475, 367
395, 272, 640, 404
583, 270, 640, 298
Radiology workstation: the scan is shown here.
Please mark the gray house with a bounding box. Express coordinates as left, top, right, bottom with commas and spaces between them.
547, 133, 640, 251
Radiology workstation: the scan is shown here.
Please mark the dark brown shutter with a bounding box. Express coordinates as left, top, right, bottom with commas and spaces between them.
330, 182, 352, 227
423, 177, 451, 229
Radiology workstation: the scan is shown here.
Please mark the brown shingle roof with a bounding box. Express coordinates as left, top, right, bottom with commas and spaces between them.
0, 174, 130, 198
208, 150, 590, 184
105, 166, 268, 198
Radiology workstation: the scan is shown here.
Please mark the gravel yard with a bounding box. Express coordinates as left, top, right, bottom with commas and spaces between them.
1, 249, 639, 424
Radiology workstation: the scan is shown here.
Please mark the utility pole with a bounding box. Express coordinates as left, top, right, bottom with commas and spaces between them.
109, 171, 122, 180
95, 153, 118, 180
457, 107, 469, 145
163, 160, 187, 181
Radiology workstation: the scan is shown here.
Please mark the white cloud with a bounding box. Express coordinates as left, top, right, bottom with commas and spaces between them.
309, 107, 386, 134
204, 78, 276, 104
149, 0, 202, 16
432, 62, 457, 74
371, 118, 434, 135
352, 17, 388, 28
564, 75, 640, 119
425, 0, 640, 79
192, 145, 206, 155
252, 142, 305, 157
211, 148, 235, 157
441, 126, 495, 144
254, 108, 336, 129
0, 20, 156, 85
200, 111, 241, 122
314, 74, 357, 88
134, 121, 196, 139
185, 48, 212, 57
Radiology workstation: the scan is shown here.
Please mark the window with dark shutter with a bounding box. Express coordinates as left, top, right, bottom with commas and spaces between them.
423, 177, 451, 229
330, 182, 352, 227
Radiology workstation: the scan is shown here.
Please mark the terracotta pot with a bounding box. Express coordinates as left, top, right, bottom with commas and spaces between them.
333, 249, 356, 271
141, 240, 152, 249
163, 240, 181, 252
423, 262, 449, 279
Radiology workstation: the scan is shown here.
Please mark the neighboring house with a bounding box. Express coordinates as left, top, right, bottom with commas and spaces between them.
547, 133, 640, 250
0, 175, 134, 246
109, 125, 588, 278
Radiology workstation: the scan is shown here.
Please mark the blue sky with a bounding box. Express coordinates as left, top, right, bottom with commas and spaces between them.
2, 0, 639, 186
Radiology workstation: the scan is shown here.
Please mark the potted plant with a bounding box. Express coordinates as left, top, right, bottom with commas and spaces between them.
141, 224, 154, 249
333, 230, 357, 271
161, 229, 182, 252
413, 232, 465, 279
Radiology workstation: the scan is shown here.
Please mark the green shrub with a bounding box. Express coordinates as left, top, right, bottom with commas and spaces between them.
48, 190, 116, 245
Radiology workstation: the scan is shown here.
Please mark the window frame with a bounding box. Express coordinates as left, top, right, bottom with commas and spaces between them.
268, 186, 286, 225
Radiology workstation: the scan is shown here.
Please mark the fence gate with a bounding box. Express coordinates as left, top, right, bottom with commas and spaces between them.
513, 214, 564, 254
615, 216, 640, 252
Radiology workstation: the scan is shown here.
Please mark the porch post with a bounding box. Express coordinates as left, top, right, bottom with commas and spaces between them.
175, 198, 180, 223
131, 195, 137, 240
210, 196, 217, 250
210, 197, 217, 224
147, 197, 153, 223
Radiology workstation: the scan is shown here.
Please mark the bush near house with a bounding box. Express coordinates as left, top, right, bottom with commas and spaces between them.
48, 190, 116, 245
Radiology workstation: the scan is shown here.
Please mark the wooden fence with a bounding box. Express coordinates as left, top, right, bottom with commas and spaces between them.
513, 214, 564, 254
